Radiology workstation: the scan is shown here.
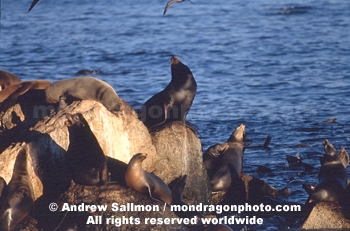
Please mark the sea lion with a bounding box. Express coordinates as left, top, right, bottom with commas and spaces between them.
307, 139, 348, 203
203, 124, 245, 192
65, 113, 108, 186
0, 70, 21, 91
125, 153, 172, 205
45, 77, 122, 115
171, 175, 187, 206
138, 56, 197, 129
0, 148, 34, 231
0, 177, 6, 198
0, 80, 52, 112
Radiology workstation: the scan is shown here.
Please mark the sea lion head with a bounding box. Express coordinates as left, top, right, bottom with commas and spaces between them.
65, 113, 87, 128
322, 139, 342, 164
323, 139, 337, 156
131, 153, 147, 163
227, 124, 245, 143
171, 56, 180, 65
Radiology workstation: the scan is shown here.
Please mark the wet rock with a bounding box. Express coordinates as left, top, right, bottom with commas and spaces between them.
150, 121, 212, 206
302, 202, 350, 229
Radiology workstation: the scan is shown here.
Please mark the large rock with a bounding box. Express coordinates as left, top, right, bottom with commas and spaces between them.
0, 98, 211, 230
302, 202, 350, 229
150, 122, 211, 206
1, 99, 158, 198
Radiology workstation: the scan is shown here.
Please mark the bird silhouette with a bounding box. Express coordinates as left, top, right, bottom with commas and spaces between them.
163, 0, 194, 15
28, 0, 41, 12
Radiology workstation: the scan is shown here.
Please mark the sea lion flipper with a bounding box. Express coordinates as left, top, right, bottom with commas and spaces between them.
147, 186, 163, 204
339, 148, 349, 168
204, 143, 228, 158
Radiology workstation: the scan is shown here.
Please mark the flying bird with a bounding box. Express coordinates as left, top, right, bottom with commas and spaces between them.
28, 0, 41, 12
163, 0, 194, 15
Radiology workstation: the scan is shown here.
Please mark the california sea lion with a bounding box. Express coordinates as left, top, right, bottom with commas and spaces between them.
45, 77, 122, 114
65, 113, 108, 186
0, 148, 34, 231
125, 153, 172, 204
307, 139, 348, 203
0, 177, 6, 198
0, 80, 52, 112
0, 70, 21, 91
203, 124, 245, 192
139, 56, 197, 129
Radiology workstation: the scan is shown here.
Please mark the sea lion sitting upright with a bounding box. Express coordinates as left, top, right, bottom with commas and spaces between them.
203, 124, 245, 192
45, 77, 122, 115
307, 139, 348, 203
0, 147, 34, 231
0, 70, 21, 91
125, 153, 172, 205
65, 113, 108, 186
138, 56, 197, 129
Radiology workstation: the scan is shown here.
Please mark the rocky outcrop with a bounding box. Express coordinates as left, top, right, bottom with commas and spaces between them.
0, 98, 211, 230
302, 202, 350, 229
150, 122, 211, 206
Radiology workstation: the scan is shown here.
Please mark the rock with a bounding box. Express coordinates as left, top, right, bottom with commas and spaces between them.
1, 99, 158, 198
302, 202, 350, 229
0, 98, 211, 230
150, 121, 212, 206
35, 181, 189, 231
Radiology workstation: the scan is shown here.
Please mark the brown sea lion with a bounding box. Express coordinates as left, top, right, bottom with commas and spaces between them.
0, 147, 34, 231
65, 113, 108, 186
0, 80, 51, 103
0, 80, 52, 113
138, 56, 197, 129
203, 124, 245, 192
0, 70, 21, 91
45, 77, 122, 115
307, 139, 348, 203
125, 153, 172, 204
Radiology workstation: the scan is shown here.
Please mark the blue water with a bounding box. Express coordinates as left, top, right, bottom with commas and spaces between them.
1, 0, 350, 230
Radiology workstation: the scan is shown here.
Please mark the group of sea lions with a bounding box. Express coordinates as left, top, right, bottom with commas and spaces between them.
0, 54, 349, 230
0, 56, 201, 230
0, 51, 349, 230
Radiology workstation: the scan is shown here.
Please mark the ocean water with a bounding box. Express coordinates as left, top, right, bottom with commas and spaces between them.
1, 0, 350, 230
